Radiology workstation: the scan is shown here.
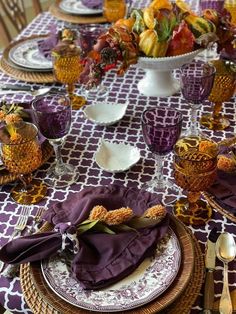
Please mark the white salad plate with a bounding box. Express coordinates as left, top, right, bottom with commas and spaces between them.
94, 140, 141, 173
83, 102, 128, 126
41, 228, 181, 312
59, 0, 103, 15
8, 38, 53, 71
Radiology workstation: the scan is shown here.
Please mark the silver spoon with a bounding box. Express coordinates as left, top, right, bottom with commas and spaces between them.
0, 86, 52, 97
216, 232, 236, 314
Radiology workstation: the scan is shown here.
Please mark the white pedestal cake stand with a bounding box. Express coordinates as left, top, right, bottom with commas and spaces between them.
136, 49, 203, 97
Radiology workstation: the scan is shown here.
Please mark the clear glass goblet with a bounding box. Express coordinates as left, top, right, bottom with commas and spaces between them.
180, 60, 216, 136
141, 107, 183, 205
32, 93, 79, 188
200, 59, 236, 130
173, 135, 219, 225
0, 121, 47, 204
78, 24, 109, 100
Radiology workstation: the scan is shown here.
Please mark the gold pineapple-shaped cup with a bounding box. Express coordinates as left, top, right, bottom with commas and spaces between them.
0, 121, 47, 204
200, 59, 236, 130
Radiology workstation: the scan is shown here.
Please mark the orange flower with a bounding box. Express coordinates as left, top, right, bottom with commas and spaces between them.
104, 207, 133, 225
0, 110, 6, 121
89, 205, 107, 221
144, 205, 166, 220
217, 155, 236, 172
199, 140, 218, 157
5, 113, 23, 125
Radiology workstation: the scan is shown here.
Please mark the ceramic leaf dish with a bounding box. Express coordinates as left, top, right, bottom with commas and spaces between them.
95, 140, 141, 173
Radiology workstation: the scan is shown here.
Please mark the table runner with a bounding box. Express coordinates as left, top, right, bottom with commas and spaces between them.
0, 1, 236, 313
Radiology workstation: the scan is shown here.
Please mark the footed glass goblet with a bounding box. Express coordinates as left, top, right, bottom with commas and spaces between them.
200, 59, 236, 130
0, 121, 47, 204
32, 93, 79, 188
173, 135, 219, 225
142, 107, 183, 205
78, 24, 109, 100
53, 52, 86, 110
180, 60, 216, 136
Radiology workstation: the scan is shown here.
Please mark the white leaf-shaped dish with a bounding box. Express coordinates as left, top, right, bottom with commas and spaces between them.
95, 140, 141, 173
83, 102, 128, 126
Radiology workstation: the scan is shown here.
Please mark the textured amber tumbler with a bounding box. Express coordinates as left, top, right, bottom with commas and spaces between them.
173, 136, 218, 225
200, 59, 236, 130
53, 54, 86, 110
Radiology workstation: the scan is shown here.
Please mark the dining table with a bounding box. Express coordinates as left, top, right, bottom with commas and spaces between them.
0, 0, 236, 313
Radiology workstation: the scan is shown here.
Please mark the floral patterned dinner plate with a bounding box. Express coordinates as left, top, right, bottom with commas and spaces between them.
8, 38, 53, 71
41, 228, 181, 312
59, 0, 103, 15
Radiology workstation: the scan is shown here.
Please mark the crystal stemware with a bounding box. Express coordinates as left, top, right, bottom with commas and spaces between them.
173, 135, 219, 225
141, 107, 183, 205
78, 24, 109, 100
32, 93, 79, 188
52, 50, 86, 110
0, 121, 47, 204
200, 59, 236, 130
180, 60, 216, 136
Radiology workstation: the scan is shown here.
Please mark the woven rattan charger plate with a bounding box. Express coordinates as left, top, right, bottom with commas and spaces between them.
20, 215, 204, 314
0, 35, 54, 83
49, 0, 107, 24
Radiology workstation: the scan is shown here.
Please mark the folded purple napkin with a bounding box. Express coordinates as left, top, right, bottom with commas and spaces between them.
207, 170, 236, 215
81, 0, 102, 9
37, 25, 58, 60
0, 185, 169, 289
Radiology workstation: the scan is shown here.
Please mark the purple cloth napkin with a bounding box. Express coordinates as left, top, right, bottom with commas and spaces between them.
0, 185, 169, 289
37, 25, 58, 60
81, 0, 102, 9
207, 170, 236, 215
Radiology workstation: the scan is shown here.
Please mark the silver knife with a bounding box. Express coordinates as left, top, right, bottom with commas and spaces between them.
203, 227, 219, 313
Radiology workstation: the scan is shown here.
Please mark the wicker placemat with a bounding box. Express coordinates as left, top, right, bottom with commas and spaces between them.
49, 0, 107, 24
0, 36, 54, 83
203, 191, 236, 223
0, 140, 53, 185
20, 216, 204, 314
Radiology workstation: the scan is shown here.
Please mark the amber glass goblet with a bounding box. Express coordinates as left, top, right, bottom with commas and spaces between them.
53, 53, 86, 110
200, 59, 236, 130
0, 121, 46, 204
173, 135, 219, 225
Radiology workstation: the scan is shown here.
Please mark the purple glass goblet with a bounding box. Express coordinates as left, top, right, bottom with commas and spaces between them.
142, 107, 183, 204
32, 93, 79, 188
180, 60, 215, 135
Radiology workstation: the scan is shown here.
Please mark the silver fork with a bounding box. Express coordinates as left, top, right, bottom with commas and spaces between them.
29, 207, 45, 234
0, 206, 30, 273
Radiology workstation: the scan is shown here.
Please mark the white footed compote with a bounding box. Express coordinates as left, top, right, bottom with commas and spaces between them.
136, 49, 203, 97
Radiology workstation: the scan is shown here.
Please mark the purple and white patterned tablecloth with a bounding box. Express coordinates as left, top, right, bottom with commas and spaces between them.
0, 1, 236, 313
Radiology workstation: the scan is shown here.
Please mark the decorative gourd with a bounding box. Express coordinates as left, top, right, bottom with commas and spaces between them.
143, 7, 156, 29
202, 9, 220, 26
139, 29, 168, 57
115, 17, 135, 31
184, 15, 216, 38
149, 0, 172, 11
131, 9, 146, 34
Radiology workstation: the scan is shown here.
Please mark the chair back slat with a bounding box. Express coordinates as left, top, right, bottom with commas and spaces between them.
0, 0, 42, 46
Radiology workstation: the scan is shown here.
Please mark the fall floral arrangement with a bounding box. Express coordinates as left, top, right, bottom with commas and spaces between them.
76, 204, 167, 235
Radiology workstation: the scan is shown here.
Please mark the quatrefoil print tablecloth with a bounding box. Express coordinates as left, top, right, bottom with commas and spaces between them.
0, 1, 236, 313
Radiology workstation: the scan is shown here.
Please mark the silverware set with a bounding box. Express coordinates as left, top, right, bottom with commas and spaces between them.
0, 206, 45, 273
204, 229, 236, 314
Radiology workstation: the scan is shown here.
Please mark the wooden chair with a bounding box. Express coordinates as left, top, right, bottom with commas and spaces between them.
0, 0, 42, 46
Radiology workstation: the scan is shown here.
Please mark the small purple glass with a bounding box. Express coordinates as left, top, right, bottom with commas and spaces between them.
142, 107, 183, 204
180, 60, 216, 135
32, 93, 79, 188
